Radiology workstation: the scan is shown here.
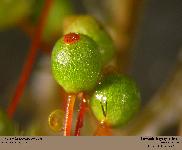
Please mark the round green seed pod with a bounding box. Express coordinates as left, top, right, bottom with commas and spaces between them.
90, 74, 141, 127
0, 0, 34, 30
0, 109, 15, 135
51, 33, 102, 93
64, 15, 115, 66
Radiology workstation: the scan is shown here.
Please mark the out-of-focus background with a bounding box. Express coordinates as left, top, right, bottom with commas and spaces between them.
0, 0, 182, 136
131, 0, 182, 103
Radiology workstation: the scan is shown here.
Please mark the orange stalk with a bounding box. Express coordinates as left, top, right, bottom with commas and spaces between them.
63, 94, 76, 136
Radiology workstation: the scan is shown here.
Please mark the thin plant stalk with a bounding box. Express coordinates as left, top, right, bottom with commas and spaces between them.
63, 94, 76, 136
74, 94, 87, 136
7, 0, 54, 118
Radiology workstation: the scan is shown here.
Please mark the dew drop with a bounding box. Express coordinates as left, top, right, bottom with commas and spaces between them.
48, 109, 64, 132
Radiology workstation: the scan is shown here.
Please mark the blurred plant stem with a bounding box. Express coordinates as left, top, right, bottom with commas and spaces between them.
105, 0, 144, 72
19, 21, 53, 55
7, 0, 53, 118
120, 49, 182, 135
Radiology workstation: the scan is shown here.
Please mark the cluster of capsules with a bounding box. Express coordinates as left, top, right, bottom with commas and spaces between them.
0, 0, 141, 135
51, 15, 141, 134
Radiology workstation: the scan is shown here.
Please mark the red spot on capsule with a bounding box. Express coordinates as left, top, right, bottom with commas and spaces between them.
64, 33, 80, 44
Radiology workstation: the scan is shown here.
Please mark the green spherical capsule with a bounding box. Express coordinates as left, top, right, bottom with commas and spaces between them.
90, 74, 141, 127
64, 15, 115, 65
0, 110, 15, 135
51, 33, 102, 93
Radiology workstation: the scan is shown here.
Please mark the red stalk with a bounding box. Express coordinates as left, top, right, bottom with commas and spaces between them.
74, 94, 87, 136
7, 0, 53, 118
63, 94, 76, 136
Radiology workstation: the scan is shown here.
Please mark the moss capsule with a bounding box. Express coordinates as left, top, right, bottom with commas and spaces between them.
64, 15, 116, 65
90, 74, 141, 127
51, 33, 102, 93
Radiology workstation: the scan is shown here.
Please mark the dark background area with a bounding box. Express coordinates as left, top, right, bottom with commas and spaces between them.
0, 0, 182, 106
131, 0, 182, 103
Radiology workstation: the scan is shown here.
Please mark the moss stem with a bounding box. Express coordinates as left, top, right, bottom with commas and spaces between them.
63, 94, 76, 136
7, 0, 53, 118
74, 93, 87, 136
